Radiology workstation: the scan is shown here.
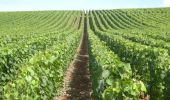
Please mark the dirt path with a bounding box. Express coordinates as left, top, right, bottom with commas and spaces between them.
54, 15, 92, 100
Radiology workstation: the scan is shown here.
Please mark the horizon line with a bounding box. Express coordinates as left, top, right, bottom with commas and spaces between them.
0, 7, 169, 12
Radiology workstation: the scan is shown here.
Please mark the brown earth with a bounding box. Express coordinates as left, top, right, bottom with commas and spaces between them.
54, 15, 92, 100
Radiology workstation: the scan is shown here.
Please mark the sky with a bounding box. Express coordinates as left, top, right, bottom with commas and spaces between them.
0, 0, 170, 11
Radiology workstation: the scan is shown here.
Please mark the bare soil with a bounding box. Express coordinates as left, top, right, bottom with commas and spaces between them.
54, 15, 92, 100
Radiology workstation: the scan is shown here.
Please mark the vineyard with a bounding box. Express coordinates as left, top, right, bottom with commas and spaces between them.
0, 8, 170, 100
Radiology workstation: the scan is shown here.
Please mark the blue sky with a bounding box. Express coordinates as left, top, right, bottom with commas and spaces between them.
0, 0, 170, 11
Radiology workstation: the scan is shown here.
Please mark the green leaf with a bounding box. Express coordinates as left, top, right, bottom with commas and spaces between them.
112, 87, 120, 93
102, 70, 110, 79
29, 58, 35, 64
11, 83, 16, 87
28, 67, 35, 76
106, 78, 113, 86
1, 76, 6, 81
32, 80, 36, 85
140, 82, 147, 92
25, 76, 32, 82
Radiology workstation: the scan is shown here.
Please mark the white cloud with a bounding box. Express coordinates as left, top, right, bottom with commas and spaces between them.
163, 0, 170, 7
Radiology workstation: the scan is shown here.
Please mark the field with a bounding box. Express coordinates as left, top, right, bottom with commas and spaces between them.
0, 8, 170, 100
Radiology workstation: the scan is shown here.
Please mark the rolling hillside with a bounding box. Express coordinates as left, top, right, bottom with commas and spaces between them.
0, 8, 170, 100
